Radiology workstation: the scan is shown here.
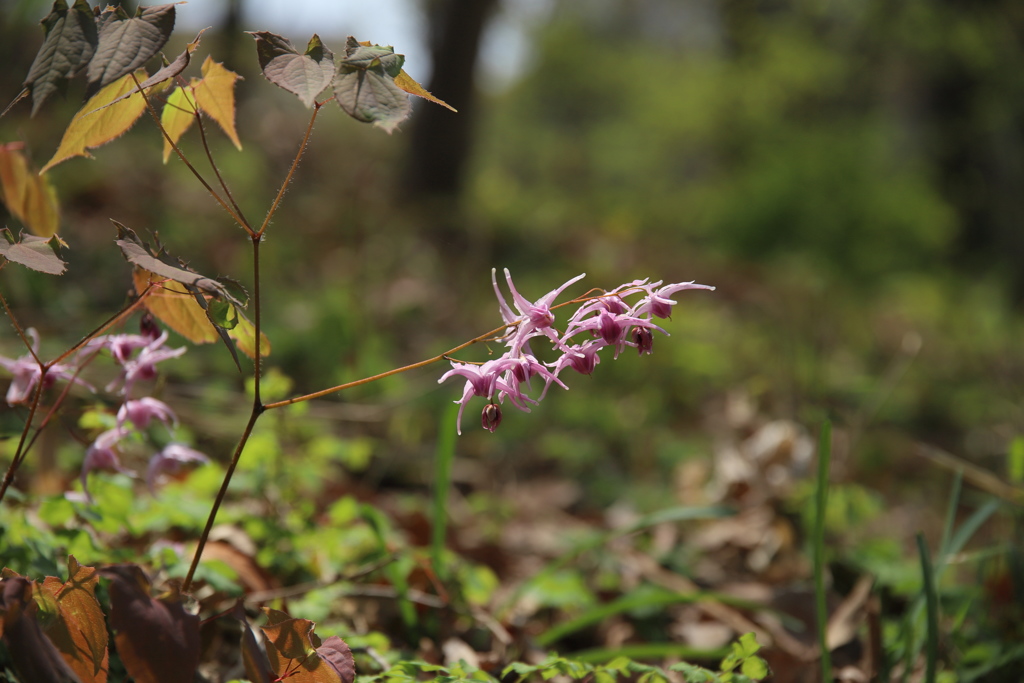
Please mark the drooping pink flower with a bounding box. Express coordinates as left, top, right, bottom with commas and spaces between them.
146, 443, 209, 490
0, 329, 94, 406
439, 271, 713, 433
99, 331, 186, 395
117, 397, 178, 431
80, 427, 134, 502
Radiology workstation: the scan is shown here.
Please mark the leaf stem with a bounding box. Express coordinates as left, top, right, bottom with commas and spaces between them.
133, 73, 251, 235
261, 324, 510, 410
257, 103, 321, 239
191, 87, 251, 231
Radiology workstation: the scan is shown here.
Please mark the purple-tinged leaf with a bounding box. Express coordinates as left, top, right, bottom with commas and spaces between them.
86, 4, 175, 97
317, 637, 355, 683
21, 0, 98, 116
100, 565, 200, 683
88, 30, 205, 115
0, 229, 67, 275
0, 576, 82, 683
250, 32, 335, 108
112, 220, 237, 304
230, 603, 273, 683
332, 37, 410, 133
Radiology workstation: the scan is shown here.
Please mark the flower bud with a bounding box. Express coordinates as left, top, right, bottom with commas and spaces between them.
481, 403, 502, 432
633, 327, 654, 355
139, 313, 161, 340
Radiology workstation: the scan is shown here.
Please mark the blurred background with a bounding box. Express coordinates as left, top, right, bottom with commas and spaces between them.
1, 0, 1023, 580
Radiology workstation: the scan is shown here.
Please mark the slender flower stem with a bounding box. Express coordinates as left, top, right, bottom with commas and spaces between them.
262, 324, 511, 410
0, 376, 45, 503
257, 103, 321, 239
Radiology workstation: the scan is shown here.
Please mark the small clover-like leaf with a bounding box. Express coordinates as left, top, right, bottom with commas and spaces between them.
193, 56, 242, 150
41, 70, 149, 173
0, 230, 67, 275
86, 4, 175, 97
332, 37, 410, 133
250, 32, 335, 108
0, 143, 60, 237
21, 0, 98, 117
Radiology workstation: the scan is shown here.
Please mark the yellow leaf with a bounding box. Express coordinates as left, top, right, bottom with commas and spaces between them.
228, 310, 271, 360
133, 268, 219, 345
193, 56, 242, 150
0, 143, 60, 237
41, 70, 149, 173
394, 70, 457, 112
161, 86, 198, 163
133, 269, 269, 358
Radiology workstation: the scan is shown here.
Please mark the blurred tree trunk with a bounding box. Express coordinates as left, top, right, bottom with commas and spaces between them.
402, 0, 499, 200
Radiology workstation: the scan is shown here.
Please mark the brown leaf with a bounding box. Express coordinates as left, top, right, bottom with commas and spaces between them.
41, 557, 109, 683
100, 565, 200, 683
0, 142, 60, 237
261, 608, 355, 683
0, 576, 81, 683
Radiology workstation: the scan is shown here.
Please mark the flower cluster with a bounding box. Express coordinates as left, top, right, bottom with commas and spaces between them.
76, 327, 207, 501
439, 269, 714, 434
0, 320, 209, 502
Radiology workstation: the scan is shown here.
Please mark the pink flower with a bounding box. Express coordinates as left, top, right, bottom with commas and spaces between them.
440, 271, 713, 434
146, 443, 209, 490
494, 268, 586, 354
80, 427, 134, 502
0, 329, 94, 406
99, 331, 186, 395
117, 397, 178, 431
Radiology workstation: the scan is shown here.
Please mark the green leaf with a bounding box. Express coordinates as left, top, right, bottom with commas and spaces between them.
86, 3, 175, 97
0, 229, 67, 275
740, 656, 768, 679
250, 32, 335, 108
23, 0, 98, 116
332, 37, 410, 133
